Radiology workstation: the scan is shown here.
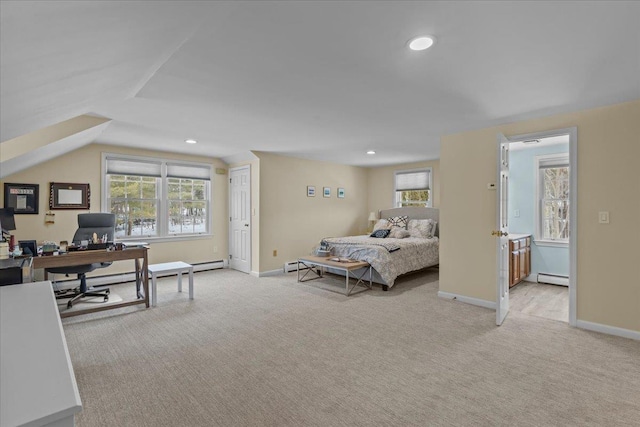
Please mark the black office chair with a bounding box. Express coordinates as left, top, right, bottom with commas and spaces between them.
49, 213, 116, 308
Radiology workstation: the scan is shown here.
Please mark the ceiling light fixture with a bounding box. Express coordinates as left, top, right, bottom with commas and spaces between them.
408, 35, 436, 51
185, 139, 197, 144
366, 150, 376, 155
522, 139, 540, 144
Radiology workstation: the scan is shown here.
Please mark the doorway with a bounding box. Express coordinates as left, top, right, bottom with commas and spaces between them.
229, 166, 251, 273
496, 128, 577, 326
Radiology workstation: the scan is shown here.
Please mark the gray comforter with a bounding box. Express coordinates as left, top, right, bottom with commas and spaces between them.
321, 235, 439, 287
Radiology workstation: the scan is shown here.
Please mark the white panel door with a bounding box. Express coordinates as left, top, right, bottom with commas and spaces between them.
496, 134, 510, 326
229, 166, 251, 273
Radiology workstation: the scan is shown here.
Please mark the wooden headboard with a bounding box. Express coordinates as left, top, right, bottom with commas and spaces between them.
378, 207, 440, 237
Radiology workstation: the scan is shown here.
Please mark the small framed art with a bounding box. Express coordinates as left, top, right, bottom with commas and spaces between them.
307, 186, 316, 197
323, 187, 331, 198
337, 187, 345, 198
3, 183, 39, 214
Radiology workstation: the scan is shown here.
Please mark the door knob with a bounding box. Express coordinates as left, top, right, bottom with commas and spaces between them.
491, 231, 508, 237
244, 224, 249, 227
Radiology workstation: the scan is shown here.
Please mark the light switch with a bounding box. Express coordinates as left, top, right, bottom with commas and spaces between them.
598, 211, 609, 224
514, 209, 520, 218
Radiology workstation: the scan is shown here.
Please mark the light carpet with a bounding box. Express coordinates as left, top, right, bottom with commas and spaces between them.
61, 268, 640, 427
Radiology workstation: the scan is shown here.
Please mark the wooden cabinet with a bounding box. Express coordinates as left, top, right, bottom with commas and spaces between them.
509, 235, 531, 288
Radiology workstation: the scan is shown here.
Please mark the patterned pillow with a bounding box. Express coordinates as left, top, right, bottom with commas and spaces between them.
430, 220, 438, 237
408, 219, 435, 239
369, 229, 391, 238
373, 219, 390, 232
389, 227, 411, 239
386, 215, 409, 229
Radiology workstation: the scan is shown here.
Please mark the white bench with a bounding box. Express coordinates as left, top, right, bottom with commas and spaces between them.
148, 261, 194, 307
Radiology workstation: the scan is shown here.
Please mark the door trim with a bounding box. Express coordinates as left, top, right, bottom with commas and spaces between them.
498, 127, 577, 327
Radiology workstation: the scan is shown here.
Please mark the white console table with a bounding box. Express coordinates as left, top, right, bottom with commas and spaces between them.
1, 281, 82, 427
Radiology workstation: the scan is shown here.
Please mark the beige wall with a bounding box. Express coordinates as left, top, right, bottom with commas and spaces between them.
367, 160, 440, 215
440, 99, 640, 332
254, 152, 369, 272
0, 143, 229, 277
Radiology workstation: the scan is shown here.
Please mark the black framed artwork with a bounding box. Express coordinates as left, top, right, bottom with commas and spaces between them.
49, 182, 90, 210
3, 183, 39, 214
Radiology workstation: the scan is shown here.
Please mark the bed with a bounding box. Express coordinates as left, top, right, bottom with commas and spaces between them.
319, 207, 439, 291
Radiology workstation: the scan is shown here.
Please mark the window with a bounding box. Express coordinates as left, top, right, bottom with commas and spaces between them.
104, 154, 211, 240
394, 168, 432, 207
536, 153, 569, 244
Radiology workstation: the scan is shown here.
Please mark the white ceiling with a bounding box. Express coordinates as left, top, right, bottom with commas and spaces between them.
1, 1, 639, 167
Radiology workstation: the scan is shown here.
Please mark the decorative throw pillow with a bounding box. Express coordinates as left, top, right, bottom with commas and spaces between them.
386, 215, 409, 229
408, 219, 435, 239
373, 219, 390, 232
429, 220, 438, 238
389, 227, 410, 239
370, 229, 391, 238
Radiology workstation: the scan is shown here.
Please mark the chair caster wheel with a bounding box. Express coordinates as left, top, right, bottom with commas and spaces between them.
106, 289, 110, 295
67, 302, 73, 309
104, 296, 109, 302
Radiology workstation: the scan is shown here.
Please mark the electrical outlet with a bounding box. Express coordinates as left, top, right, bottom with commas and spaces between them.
273, 249, 277, 257
598, 211, 609, 224
213, 246, 218, 253
514, 209, 520, 218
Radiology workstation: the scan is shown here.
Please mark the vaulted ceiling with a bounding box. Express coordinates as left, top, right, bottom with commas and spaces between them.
1, 1, 639, 170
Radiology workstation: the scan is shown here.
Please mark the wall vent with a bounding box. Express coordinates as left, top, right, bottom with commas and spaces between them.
537, 273, 569, 287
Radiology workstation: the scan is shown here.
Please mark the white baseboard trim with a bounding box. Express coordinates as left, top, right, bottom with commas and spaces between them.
250, 271, 260, 277
49, 260, 225, 291
437, 291, 496, 310
576, 320, 640, 341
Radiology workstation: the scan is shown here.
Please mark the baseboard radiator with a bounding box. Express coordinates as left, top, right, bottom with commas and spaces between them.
283, 261, 300, 273
537, 273, 569, 287
48, 260, 227, 291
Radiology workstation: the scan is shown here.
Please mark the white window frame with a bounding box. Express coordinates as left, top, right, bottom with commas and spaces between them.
393, 167, 433, 208
102, 153, 213, 242
534, 153, 569, 247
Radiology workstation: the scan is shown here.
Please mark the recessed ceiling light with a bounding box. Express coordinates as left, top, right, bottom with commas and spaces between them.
367, 150, 376, 155
408, 36, 436, 51
185, 139, 197, 144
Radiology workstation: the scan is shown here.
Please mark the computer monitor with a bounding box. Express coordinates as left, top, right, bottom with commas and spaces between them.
0, 207, 16, 237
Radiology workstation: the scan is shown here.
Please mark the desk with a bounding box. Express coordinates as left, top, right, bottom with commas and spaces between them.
33, 247, 149, 318
0, 256, 32, 286
1, 281, 82, 427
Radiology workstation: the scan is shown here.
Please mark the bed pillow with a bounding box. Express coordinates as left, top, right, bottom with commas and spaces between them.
408, 219, 435, 239
386, 215, 409, 229
373, 219, 390, 232
430, 220, 438, 237
389, 227, 410, 239
370, 229, 391, 238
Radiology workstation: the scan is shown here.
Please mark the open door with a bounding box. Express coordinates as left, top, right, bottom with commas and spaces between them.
495, 134, 510, 325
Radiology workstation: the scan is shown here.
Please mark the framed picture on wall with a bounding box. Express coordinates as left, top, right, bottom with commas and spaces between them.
307, 186, 316, 197
323, 187, 331, 197
3, 183, 39, 214
49, 182, 90, 210
337, 188, 345, 198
